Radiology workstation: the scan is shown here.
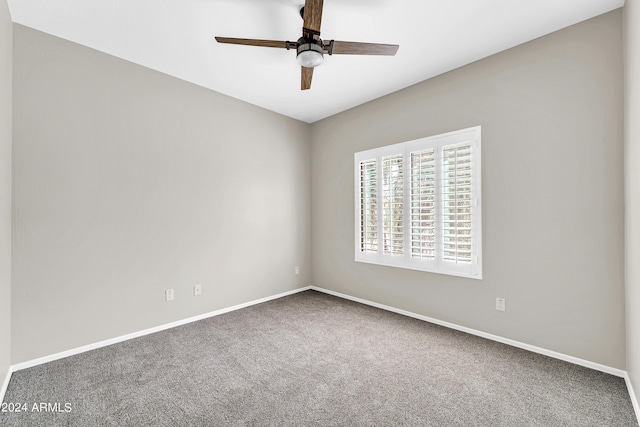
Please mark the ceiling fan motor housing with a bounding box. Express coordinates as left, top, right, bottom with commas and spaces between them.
296, 37, 324, 68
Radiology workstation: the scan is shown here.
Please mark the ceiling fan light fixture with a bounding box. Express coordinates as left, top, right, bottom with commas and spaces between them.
296, 41, 324, 68
215, 0, 399, 90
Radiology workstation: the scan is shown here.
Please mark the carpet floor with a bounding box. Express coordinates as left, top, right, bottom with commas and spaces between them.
1, 290, 637, 426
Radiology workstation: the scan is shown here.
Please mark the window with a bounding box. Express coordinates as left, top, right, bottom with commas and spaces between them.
354, 126, 482, 279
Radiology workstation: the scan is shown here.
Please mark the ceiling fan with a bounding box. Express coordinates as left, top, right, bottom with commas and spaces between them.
215, 0, 399, 90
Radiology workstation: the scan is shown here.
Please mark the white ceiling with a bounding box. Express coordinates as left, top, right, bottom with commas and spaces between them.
6, 0, 624, 123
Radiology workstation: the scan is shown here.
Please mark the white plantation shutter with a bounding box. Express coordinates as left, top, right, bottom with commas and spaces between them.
358, 159, 378, 254
382, 154, 404, 256
442, 143, 473, 263
355, 126, 481, 279
410, 149, 436, 260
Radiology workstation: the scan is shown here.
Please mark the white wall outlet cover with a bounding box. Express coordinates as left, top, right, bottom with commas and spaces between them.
295, 266, 300, 275
165, 289, 174, 302
496, 298, 506, 312
194, 284, 202, 296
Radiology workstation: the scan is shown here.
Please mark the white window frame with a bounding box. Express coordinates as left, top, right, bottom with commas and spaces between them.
354, 126, 482, 279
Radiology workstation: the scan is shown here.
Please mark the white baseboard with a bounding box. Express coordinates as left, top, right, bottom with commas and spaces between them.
309, 286, 626, 378
1, 366, 11, 403
11, 286, 312, 372
625, 373, 640, 424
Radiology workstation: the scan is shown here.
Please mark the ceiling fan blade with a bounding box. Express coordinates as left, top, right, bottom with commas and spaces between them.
301, 66, 313, 90
215, 37, 290, 49
330, 41, 399, 56
303, 0, 324, 35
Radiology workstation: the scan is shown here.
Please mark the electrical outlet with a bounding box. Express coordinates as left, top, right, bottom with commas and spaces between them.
295, 266, 300, 275
165, 289, 174, 302
194, 284, 202, 296
496, 297, 506, 312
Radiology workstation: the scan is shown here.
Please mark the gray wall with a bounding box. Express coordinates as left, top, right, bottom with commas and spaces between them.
12, 25, 311, 364
311, 11, 625, 368
0, 0, 11, 386
625, 0, 640, 412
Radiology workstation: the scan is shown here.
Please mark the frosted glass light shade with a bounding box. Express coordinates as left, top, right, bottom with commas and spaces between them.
296, 43, 324, 68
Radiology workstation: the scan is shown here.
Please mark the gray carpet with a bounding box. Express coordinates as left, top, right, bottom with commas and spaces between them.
1, 290, 637, 426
